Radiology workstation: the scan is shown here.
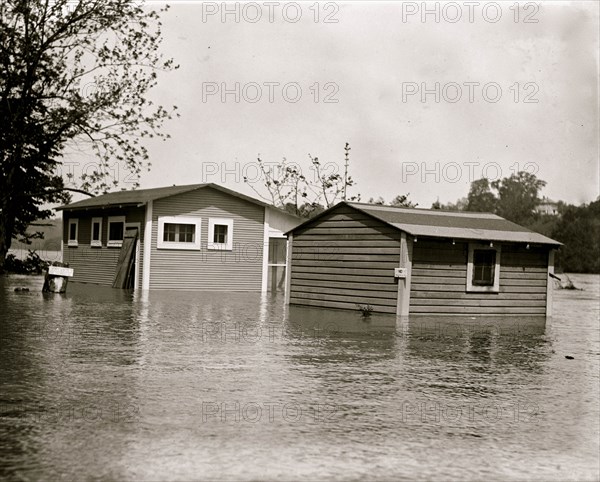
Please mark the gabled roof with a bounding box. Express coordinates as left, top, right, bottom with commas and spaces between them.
288, 201, 561, 246
56, 183, 289, 213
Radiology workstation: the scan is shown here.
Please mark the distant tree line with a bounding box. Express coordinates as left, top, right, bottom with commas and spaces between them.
550, 200, 600, 273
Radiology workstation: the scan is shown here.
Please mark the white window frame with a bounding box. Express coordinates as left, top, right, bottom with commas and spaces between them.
466, 243, 501, 293
91, 217, 102, 247
208, 218, 233, 251
107, 216, 126, 248
157, 216, 201, 250
67, 218, 79, 247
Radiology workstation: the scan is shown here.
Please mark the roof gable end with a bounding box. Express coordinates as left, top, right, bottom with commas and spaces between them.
56, 183, 282, 211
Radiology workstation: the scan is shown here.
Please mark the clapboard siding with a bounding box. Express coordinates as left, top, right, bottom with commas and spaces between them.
289, 204, 400, 313
149, 186, 264, 290
64, 246, 121, 285
288, 297, 397, 314
291, 278, 398, 292
63, 206, 145, 286
409, 239, 549, 316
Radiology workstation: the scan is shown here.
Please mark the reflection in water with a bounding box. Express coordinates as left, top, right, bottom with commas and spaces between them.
1, 274, 599, 481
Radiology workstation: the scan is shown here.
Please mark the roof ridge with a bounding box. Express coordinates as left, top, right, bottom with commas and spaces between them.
348, 202, 501, 219
107, 182, 207, 193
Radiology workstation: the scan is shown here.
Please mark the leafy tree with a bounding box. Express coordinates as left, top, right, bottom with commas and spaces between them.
526, 214, 559, 238
552, 199, 600, 273
466, 178, 497, 212
367, 195, 417, 208
465, 172, 546, 223
390, 194, 417, 208
0, 0, 178, 270
431, 197, 467, 211
367, 196, 386, 205
492, 171, 546, 225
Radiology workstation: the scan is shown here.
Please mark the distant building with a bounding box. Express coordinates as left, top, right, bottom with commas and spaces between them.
536, 197, 559, 216
57, 183, 301, 291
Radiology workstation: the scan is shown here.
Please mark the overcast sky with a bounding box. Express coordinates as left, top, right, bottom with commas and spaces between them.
99, 1, 599, 207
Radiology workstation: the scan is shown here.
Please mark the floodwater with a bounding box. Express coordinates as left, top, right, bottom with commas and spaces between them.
1, 274, 598, 481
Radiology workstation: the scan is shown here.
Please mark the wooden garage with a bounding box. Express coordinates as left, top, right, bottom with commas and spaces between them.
284, 202, 561, 318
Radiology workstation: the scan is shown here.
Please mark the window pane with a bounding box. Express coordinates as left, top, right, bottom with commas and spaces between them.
163, 223, 176, 242
268, 238, 287, 265
109, 222, 124, 241
69, 223, 77, 240
92, 222, 100, 241
213, 225, 228, 244
178, 224, 194, 243
472, 249, 495, 286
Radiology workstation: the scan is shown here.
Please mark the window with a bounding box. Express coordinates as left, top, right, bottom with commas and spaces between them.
91, 217, 102, 247
157, 216, 201, 250
67, 219, 78, 247
107, 216, 126, 247
472, 250, 495, 286
163, 223, 195, 243
213, 225, 228, 244
208, 218, 233, 251
466, 243, 501, 292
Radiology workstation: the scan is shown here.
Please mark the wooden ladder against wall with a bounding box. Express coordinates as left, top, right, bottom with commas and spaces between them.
112, 227, 139, 289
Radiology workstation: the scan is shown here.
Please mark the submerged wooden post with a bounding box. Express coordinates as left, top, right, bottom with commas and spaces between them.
42, 265, 74, 293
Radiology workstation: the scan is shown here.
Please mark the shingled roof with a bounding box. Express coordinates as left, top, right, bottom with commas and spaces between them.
56, 183, 272, 211
289, 201, 561, 246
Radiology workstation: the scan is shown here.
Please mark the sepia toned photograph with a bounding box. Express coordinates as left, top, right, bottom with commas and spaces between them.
1, 1, 599, 480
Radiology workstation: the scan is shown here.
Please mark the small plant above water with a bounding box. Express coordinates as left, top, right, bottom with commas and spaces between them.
356, 304, 374, 318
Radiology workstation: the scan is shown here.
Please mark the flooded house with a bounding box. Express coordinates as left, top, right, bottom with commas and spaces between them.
284, 202, 562, 318
57, 183, 300, 291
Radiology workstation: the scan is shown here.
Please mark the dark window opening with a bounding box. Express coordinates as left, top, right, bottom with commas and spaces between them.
472, 249, 496, 286
213, 224, 228, 244
92, 222, 101, 241
109, 222, 124, 241
69, 222, 77, 240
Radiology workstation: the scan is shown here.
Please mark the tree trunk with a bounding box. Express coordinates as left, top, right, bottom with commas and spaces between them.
0, 211, 15, 273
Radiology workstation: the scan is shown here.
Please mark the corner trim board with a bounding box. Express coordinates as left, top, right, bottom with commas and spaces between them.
396, 232, 413, 318
261, 207, 270, 292
546, 249, 555, 317
142, 200, 152, 290
284, 233, 293, 304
